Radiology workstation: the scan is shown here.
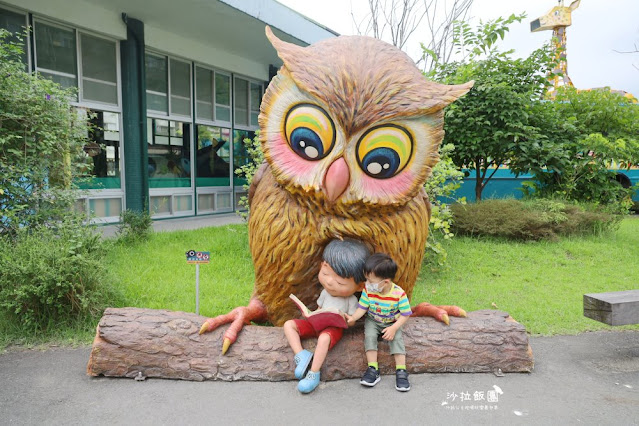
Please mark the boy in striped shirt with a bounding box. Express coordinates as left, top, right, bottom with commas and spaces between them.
346, 253, 412, 391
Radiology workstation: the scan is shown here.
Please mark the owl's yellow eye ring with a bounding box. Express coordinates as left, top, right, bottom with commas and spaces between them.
356, 124, 413, 179
284, 104, 336, 161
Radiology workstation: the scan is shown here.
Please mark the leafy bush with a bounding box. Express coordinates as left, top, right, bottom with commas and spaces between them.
234, 131, 264, 219
423, 143, 466, 270
0, 30, 91, 237
0, 31, 117, 337
451, 199, 622, 240
0, 220, 120, 331
116, 209, 153, 242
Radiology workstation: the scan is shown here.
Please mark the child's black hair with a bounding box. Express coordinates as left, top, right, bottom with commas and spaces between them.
322, 239, 370, 283
363, 253, 397, 280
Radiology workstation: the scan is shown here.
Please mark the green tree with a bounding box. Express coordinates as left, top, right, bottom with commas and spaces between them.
432, 14, 557, 200
0, 30, 91, 236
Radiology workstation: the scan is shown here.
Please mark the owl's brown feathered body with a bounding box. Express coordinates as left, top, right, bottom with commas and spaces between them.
249, 167, 430, 326
200, 27, 472, 350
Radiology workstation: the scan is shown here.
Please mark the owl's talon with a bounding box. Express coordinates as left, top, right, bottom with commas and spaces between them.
198, 299, 268, 355
442, 313, 450, 326
199, 322, 210, 335
222, 338, 232, 355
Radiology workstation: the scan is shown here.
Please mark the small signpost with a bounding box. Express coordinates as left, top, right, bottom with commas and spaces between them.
186, 250, 210, 315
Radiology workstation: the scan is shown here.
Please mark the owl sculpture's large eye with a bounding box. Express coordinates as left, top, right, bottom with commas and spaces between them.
356, 125, 413, 179
284, 104, 336, 161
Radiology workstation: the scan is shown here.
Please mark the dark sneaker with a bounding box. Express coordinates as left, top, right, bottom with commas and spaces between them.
360, 366, 381, 387
395, 369, 411, 392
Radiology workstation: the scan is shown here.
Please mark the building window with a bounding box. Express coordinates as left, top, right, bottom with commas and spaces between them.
0, 7, 29, 66
145, 52, 192, 119
234, 76, 263, 129
80, 33, 118, 105
233, 129, 255, 184
196, 125, 231, 187
250, 82, 262, 127
195, 66, 231, 124
234, 77, 249, 127
146, 53, 168, 113
75, 110, 121, 191
147, 118, 192, 188
195, 67, 213, 121
215, 73, 231, 122
33, 19, 119, 107
34, 21, 78, 94
170, 59, 191, 117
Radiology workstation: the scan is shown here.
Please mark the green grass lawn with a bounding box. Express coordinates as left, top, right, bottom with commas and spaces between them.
105, 225, 255, 317
412, 218, 639, 335
105, 217, 639, 336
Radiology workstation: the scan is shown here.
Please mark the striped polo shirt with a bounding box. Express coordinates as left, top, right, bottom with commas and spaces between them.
358, 283, 412, 323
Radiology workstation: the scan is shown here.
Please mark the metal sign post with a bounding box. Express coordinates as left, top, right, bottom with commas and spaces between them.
195, 263, 200, 314
186, 250, 210, 315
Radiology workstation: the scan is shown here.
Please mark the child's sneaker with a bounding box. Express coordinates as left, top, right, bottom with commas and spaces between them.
395, 369, 411, 392
360, 366, 381, 387
293, 349, 313, 379
298, 371, 320, 393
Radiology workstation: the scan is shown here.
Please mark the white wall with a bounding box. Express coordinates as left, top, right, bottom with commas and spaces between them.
2, 0, 270, 79
145, 25, 270, 81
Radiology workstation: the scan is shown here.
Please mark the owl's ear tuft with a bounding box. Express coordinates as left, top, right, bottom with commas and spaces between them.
265, 26, 306, 69
420, 80, 474, 113
445, 80, 475, 104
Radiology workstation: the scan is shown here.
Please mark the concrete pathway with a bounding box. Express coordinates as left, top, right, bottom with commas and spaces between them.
1, 331, 637, 425
99, 213, 245, 238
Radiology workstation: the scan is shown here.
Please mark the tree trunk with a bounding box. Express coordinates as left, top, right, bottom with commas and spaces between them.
87, 307, 534, 381
475, 175, 483, 201
474, 161, 484, 201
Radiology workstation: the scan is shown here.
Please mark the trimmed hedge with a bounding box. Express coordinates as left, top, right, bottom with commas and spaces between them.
451, 199, 622, 241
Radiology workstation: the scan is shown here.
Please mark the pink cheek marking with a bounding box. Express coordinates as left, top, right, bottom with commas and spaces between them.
360, 171, 415, 200
269, 135, 317, 176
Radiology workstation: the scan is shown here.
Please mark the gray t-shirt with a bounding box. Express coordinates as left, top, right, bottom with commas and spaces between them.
316, 289, 359, 315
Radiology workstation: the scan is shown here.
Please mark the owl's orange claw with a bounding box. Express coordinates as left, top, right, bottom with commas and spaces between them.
222, 338, 232, 355
437, 305, 467, 318
411, 302, 465, 325
198, 299, 268, 355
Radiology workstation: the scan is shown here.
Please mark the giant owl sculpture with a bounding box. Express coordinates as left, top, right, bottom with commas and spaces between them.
200, 27, 473, 353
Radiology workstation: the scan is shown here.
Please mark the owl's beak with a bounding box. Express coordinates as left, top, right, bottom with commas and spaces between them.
323, 157, 350, 202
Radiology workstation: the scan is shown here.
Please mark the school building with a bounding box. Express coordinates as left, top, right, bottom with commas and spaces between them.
0, 0, 337, 222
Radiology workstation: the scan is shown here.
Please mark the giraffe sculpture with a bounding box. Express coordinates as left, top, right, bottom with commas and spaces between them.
531, 1, 637, 103
530, 0, 581, 91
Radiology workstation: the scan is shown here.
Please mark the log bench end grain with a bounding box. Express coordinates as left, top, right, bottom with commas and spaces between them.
584, 290, 639, 326
87, 307, 534, 382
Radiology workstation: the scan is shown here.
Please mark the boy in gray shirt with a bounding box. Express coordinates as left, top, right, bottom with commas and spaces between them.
283, 239, 369, 394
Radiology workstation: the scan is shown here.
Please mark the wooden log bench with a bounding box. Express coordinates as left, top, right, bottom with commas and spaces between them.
87, 307, 534, 381
583, 290, 639, 326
